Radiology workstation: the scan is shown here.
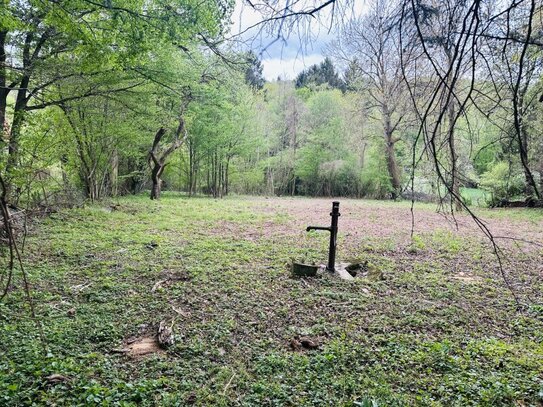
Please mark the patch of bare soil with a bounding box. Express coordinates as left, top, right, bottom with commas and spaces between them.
249, 197, 543, 249
209, 219, 292, 241
450, 272, 483, 283
117, 336, 165, 359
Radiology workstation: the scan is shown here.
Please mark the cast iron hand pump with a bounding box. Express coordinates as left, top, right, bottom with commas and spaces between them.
306, 201, 340, 272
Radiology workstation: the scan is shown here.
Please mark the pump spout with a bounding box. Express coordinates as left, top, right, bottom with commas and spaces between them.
306, 226, 331, 232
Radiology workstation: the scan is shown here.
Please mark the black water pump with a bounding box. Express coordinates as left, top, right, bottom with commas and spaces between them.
306, 201, 340, 272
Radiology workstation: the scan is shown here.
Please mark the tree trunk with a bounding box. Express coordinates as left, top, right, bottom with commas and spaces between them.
60, 154, 70, 191
442, 47, 462, 212
225, 157, 230, 196
7, 76, 29, 176
6, 33, 35, 178
290, 104, 298, 196
539, 159, 543, 201
0, 30, 8, 142
110, 148, 118, 197
447, 98, 462, 211
211, 151, 216, 198
385, 138, 401, 200
219, 159, 224, 198
150, 165, 163, 200
206, 161, 210, 195
290, 148, 296, 196
62, 106, 98, 201
518, 121, 540, 199
148, 99, 191, 200
150, 182, 161, 200
192, 161, 198, 196
382, 106, 401, 200
188, 141, 194, 196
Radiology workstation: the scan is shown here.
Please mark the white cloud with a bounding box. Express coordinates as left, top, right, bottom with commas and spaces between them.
262, 54, 325, 81
230, 0, 370, 37
230, 1, 371, 81
230, 1, 262, 35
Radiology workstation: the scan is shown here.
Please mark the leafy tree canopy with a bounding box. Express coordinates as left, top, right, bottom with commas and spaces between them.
295, 57, 345, 91
244, 50, 266, 90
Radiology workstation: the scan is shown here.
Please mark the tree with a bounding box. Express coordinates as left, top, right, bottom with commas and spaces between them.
0, 0, 231, 199
140, 47, 221, 200
343, 59, 362, 91
295, 57, 345, 91
403, 0, 481, 211
244, 51, 266, 90
149, 111, 189, 200
333, 0, 412, 199
158, 56, 255, 198
485, 1, 543, 201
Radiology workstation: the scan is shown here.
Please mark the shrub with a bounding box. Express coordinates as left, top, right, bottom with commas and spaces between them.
479, 162, 524, 204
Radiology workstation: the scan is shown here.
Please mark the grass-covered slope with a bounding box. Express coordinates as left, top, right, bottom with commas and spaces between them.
1, 195, 542, 406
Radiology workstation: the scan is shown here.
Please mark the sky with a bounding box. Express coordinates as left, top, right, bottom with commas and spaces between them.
230, 1, 369, 81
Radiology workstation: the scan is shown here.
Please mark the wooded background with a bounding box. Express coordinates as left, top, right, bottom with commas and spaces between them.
1, 0, 542, 208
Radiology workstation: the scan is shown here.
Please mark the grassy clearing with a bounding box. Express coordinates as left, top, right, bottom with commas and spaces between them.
1, 194, 542, 406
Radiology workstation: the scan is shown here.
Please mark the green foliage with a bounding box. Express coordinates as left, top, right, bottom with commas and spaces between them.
294, 90, 360, 196
2, 0, 542, 206
361, 145, 393, 198
244, 51, 266, 90
295, 58, 346, 91
1, 195, 543, 405
480, 162, 524, 204
1, 0, 238, 203
6, 0, 539, 203
460, 188, 490, 207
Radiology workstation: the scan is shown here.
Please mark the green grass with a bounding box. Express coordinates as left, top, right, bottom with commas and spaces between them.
460, 188, 491, 207
1, 194, 542, 406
